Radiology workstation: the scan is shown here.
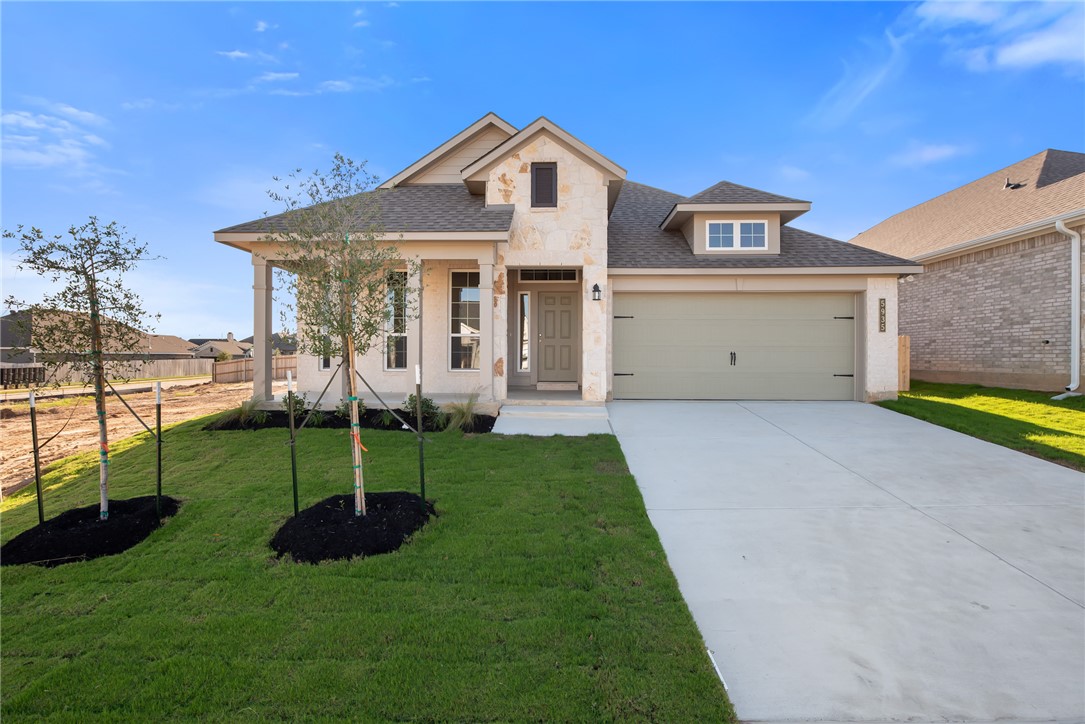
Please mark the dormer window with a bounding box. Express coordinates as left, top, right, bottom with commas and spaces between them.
531, 162, 557, 208
707, 221, 767, 250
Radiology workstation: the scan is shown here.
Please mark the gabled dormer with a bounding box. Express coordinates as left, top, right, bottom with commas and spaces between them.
379, 112, 517, 188
661, 181, 811, 256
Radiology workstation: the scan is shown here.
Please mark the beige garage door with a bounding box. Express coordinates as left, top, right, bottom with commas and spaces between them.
612, 293, 856, 400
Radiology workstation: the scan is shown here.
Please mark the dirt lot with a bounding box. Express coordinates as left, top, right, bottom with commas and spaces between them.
1, 380, 284, 497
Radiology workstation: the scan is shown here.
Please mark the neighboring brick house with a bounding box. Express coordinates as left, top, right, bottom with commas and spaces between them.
851, 149, 1085, 391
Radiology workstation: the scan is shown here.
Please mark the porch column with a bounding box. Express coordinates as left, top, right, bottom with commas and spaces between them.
492, 264, 508, 401
406, 260, 423, 394
581, 264, 608, 402
479, 263, 494, 401
252, 256, 273, 401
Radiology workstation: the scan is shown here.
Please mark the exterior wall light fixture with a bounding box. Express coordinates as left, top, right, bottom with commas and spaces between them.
591, 283, 602, 302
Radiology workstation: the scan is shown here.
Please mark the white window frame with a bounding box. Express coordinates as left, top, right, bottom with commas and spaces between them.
383, 270, 408, 372
706, 220, 768, 250
448, 269, 481, 372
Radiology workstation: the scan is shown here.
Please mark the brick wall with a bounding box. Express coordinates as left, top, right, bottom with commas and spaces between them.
899, 225, 1084, 390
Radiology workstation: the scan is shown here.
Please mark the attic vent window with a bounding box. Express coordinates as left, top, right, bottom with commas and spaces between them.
531, 162, 557, 208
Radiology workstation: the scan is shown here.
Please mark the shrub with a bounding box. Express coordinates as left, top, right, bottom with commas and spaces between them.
282, 391, 309, 418
404, 393, 446, 431
335, 398, 363, 420
215, 350, 231, 362
444, 393, 480, 432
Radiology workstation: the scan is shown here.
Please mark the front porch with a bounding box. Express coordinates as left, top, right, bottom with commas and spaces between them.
248, 256, 610, 407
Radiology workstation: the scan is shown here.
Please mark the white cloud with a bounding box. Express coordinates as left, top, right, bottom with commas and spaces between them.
995, 12, 1085, 68
354, 8, 365, 16
805, 30, 906, 128
353, 20, 370, 28
216, 49, 250, 60
410, 76, 432, 83
318, 80, 354, 93
1, 107, 114, 184
913, 0, 1084, 73
256, 72, 300, 83
24, 97, 107, 127
889, 141, 966, 168
121, 98, 182, 112
779, 165, 811, 182
269, 89, 313, 97
254, 20, 276, 32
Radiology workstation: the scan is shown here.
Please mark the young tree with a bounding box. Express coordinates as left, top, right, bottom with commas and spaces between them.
268, 153, 418, 517
3, 217, 159, 521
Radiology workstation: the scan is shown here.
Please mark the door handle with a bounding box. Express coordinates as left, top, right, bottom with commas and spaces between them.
730, 351, 736, 366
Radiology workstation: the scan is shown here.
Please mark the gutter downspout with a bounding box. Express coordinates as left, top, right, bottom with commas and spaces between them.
1053, 219, 1081, 399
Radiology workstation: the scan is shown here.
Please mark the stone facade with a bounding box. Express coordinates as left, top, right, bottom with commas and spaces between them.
484, 131, 611, 401
900, 226, 1084, 390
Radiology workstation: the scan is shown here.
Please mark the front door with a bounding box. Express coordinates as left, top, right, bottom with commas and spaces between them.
538, 292, 578, 382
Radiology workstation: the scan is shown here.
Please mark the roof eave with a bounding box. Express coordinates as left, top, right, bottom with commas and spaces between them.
607, 264, 924, 276
913, 208, 1085, 263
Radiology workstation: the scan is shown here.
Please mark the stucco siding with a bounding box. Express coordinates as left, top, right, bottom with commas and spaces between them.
900, 227, 1084, 390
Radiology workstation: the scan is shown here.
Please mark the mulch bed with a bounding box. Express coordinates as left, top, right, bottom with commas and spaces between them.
1, 495, 180, 568
270, 492, 434, 564
204, 408, 496, 434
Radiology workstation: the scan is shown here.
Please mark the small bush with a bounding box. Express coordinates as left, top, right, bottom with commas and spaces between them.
307, 410, 327, 428
335, 398, 363, 419
207, 398, 269, 430
444, 393, 480, 432
215, 350, 231, 362
282, 391, 309, 418
240, 399, 270, 426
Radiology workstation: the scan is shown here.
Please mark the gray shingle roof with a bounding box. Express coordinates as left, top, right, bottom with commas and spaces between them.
851, 149, 1085, 258
216, 184, 514, 234
609, 182, 916, 269
683, 180, 808, 205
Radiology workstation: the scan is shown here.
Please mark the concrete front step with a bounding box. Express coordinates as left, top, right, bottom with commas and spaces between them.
493, 404, 613, 436
498, 405, 609, 419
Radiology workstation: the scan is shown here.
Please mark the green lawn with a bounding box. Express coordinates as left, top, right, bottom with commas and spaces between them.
1, 418, 733, 722
879, 381, 1085, 470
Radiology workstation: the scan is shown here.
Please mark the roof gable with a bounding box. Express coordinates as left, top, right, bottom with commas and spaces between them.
660, 180, 812, 230
685, 180, 807, 205
379, 112, 516, 189
461, 116, 627, 185
851, 149, 1085, 259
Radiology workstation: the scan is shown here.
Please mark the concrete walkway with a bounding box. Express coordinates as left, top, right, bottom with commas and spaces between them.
608, 400, 1084, 723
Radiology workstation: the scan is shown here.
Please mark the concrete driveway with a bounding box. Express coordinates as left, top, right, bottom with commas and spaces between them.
608, 401, 1084, 723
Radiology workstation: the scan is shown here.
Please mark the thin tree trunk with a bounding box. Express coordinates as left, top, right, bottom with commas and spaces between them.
346, 335, 366, 517
89, 274, 109, 520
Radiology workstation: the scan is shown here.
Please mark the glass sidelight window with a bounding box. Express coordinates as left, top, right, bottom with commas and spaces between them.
519, 292, 530, 371
384, 271, 408, 370
450, 271, 481, 370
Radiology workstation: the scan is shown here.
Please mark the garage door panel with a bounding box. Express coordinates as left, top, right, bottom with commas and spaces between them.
613, 293, 855, 401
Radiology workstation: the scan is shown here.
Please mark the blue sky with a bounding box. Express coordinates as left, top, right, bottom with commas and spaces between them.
3, 1, 1083, 338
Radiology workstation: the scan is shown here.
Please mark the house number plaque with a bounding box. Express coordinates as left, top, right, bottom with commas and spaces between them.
878, 298, 886, 332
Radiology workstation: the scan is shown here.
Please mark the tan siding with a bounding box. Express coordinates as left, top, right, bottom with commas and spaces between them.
409, 127, 512, 185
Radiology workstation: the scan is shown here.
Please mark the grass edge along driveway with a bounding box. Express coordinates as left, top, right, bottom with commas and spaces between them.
1, 417, 735, 722
879, 381, 1085, 471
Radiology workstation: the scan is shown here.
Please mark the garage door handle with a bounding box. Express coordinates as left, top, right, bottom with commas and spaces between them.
834, 316, 854, 320
613, 315, 635, 319
730, 351, 737, 366
614, 373, 634, 377
834, 374, 854, 378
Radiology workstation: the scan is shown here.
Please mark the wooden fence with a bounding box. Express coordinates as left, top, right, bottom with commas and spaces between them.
898, 335, 911, 392
213, 355, 297, 384
8, 358, 215, 386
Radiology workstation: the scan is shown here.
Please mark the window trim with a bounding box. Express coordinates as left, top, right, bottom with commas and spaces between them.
383, 270, 408, 372
705, 219, 768, 251
448, 268, 481, 372
518, 292, 531, 373
531, 162, 558, 208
